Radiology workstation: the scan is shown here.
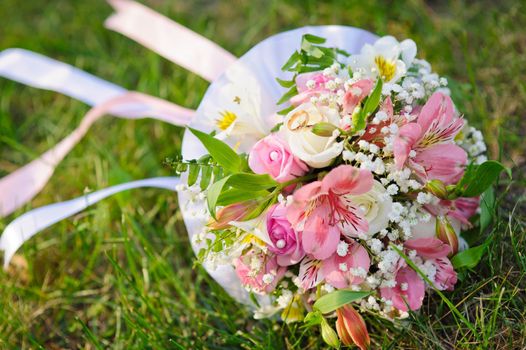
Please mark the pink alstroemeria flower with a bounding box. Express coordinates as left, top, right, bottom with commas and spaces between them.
433, 257, 458, 291
290, 72, 332, 106
404, 237, 452, 259
287, 165, 374, 260
393, 92, 467, 184
297, 243, 370, 291
404, 237, 458, 291
234, 252, 286, 294
342, 79, 374, 115
380, 265, 425, 312
320, 241, 370, 289
447, 197, 480, 227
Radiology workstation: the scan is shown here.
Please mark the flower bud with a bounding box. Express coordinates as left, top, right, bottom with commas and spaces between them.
208, 201, 256, 229
335, 305, 370, 350
320, 318, 340, 348
311, 122, 338, 137
425, 179, 448, 199
435, 216, 458, 255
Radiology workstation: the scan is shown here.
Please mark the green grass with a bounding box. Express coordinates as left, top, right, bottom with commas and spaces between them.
0, 0, 525, 348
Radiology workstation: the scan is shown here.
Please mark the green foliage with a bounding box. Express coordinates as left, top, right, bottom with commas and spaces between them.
276, 34, 349, 109
313, 290, 371, 314
454, 160, 510, 197
206, 173, 277, 219
189, 128, 243, 173
452, 244, 488, 270
353, 78, 383, 131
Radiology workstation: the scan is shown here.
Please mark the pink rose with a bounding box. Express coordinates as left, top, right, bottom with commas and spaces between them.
249, 134, 308, 183
234, 251, 286, 294
266, 203, 305, 266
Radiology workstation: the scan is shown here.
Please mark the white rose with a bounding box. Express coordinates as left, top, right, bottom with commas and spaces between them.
283, 103, 343, 168
346, 181, 392, 235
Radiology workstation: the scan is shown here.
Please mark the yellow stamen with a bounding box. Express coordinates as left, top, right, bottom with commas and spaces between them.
242, 234, 266, 247
216, 110, 237, 130
374, 55, 396, 81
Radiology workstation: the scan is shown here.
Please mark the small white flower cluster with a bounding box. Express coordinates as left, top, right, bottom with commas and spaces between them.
343, 140, 389, 176
458, 125, 488, 164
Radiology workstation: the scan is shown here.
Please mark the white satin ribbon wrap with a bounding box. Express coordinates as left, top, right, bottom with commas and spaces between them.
0, 177, 179, 269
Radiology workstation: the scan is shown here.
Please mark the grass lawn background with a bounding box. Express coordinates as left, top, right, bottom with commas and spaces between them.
0, 0, 525, 348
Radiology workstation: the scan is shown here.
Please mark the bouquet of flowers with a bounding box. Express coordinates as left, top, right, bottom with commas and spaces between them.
175, 34, 506, 348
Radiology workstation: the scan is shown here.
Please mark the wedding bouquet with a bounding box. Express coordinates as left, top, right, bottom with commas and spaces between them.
175, 34, 504, 348
0, 3, 509, 346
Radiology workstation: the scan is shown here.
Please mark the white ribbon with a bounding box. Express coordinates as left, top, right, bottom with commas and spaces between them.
0, 49, 195, 217
0, 48, 126, 105
0, 177, 179, 268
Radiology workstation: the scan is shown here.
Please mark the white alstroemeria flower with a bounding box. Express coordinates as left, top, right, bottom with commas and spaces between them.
202, 65, 276, 151
283, 102, 344, 168
348, 36, 417, 85
346, 180, 392, 235
253, 304, 281, 319
230, 213, 271, 246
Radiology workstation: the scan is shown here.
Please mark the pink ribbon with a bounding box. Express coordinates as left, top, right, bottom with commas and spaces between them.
0, 0, 244, 217
105, 0, 236, 81
0, 92, 194, 217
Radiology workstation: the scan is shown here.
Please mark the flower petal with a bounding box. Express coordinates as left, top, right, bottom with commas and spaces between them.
413, 143, 467, 184
298, 255, 324, 290
393, 122, 422, 170
302, 216, 340, 260
404, 237, 452, 259
417, 92, 454, 133
321, 165, 373, 196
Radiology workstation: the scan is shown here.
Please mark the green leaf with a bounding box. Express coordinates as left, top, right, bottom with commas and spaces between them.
244, 195, 276, 221
461, 160, 509, 197
189, 128, 241, 173
451, 244, 487, 269
353, 79, 383, 131
277, 86, 298, 105
187, 162, 199, 187
227, 173, 277, 191
313, 290, 371, 314
217, 188, 270, 206
281, 51, 300, 71
276, 77, 295, 88
199, 165, 212, 191
303, 34, 327, 44
479, 186, 495, 233
206, 176, 232, 219
206, 173, 278, 219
